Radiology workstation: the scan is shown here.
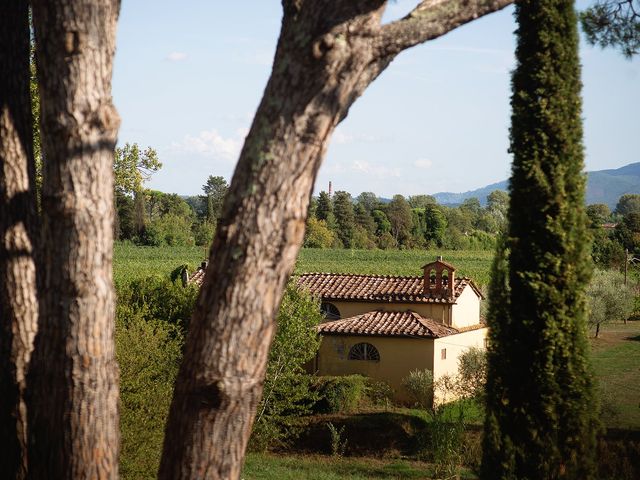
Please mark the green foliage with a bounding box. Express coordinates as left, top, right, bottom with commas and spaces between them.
251, 283, 322, 450
313, 375, 369, 414
333, 191, 356, 248
192, 220, 215, 247
386, 195, 413, 245
304, 217, 336, 248
586, 203, 612, 226
116, 308, 184, 479
201, 175, 228, 223
326, 422, 348, 457
587, 270, 635, 335
408, 194, 436, 209
456, 347, 487, 401
146, 213, 195, 246
615, 193, 640, 216
117, 275, 198, 330
402, 369, 434, 410
114, 143, 162, 196
316, 191, 334, 223
580, 0, 639, 57
483, 2, 600, 478
356, 191, 379, 212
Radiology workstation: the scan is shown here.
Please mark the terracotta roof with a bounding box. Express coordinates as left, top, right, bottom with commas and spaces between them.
317, 310, 459, 338
188, 268, 206, 286
297, 273, 481, 304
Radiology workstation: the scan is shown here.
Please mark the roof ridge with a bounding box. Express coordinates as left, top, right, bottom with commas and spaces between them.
297, 272, 423, 280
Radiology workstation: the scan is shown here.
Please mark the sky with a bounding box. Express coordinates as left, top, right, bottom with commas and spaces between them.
112, 1, 639, 198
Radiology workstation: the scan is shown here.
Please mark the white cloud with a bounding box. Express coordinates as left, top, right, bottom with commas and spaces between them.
351, 160, 401, 178
333, 129, 393, 145
166, 52, 188, 62
171, 128, 247, 162
414, 158, 433, 169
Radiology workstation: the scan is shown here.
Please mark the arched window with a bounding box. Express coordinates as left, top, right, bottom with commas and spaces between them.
348, 343, 380, 361
429, 269, 437, 286
442, 269, 449, 287
320, 302, 341, 320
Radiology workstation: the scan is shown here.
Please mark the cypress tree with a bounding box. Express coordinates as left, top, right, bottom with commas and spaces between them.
482, 1, 599, 479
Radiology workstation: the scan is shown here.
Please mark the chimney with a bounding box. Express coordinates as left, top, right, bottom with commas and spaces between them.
328, 181, 333, 197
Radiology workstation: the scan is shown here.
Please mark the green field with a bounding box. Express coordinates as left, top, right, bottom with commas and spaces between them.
591, 323, 640, 430
114, 244, 494, 287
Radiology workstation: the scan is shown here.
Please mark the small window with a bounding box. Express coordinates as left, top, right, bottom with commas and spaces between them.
348, 343, 380, 361
320, 302, 340, 320
441, 348, 447, 360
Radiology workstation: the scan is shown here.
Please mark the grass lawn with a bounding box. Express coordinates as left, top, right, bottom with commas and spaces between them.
243, 453, 479, 480
243, 453, 428, 480
590, 322, 640, 429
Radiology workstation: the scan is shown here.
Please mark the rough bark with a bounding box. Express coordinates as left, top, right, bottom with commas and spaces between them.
26, 1, 121, 478
159, 1, 513, 478
0, 2, 39, 478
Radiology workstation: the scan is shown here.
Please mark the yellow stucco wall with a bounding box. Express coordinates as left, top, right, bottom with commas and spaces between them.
450, 286, 481, 329
327, 301, 450, 324
316, 335, 434, 403
316, 327, 487, 404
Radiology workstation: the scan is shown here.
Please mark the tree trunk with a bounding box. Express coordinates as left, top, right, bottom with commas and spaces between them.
159, 1, 513, 478
0, 2, 39, 478
26, 1, 121, 478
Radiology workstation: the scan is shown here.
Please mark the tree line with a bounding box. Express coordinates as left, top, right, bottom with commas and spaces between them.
113, 143, 228, 248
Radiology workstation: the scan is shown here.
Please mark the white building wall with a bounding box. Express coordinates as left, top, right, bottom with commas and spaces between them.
432, 327, 488, 403
450, 285, 481, 329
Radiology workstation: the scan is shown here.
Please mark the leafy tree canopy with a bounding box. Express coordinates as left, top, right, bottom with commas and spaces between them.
114, 143, 162, 196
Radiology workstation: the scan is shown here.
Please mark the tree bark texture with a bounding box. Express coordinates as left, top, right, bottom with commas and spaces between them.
27, 1, 121, 478
159, 1, 513, 478
0, 2, 39, 478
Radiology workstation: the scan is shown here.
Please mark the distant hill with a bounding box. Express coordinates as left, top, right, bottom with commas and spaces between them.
432, 162, 640, 209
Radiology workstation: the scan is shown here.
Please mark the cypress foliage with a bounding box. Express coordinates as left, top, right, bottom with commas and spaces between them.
482, 1, 599, 479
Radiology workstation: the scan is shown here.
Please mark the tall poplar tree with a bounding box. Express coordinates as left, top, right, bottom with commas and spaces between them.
482, 1, 599, 479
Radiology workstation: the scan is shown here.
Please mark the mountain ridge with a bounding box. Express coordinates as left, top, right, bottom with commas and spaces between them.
432, 162, 640, 208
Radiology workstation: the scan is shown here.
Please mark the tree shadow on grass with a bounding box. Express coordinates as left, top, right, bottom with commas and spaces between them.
287, 411, 430, 457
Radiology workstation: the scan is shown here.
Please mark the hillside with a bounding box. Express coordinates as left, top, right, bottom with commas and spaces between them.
433, 162, 640, 208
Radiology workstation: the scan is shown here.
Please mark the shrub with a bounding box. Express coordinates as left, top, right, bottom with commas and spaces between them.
116, 275, 198, 331
313, 375, 369, 413
116, 311, 184, 478
402, 369, 434, 409
250, 283, 322, 450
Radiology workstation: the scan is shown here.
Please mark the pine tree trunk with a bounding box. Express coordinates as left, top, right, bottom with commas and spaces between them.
0, 2, 39, 478
159, 1, 513, 478
26, 1, 121, 478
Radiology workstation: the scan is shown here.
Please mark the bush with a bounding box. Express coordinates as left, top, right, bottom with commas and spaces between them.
313, 375, 369, 413
116, 311, 184, 479
116, 275, 198, 331
250, 283, 323, 450
402, 369, 434, 409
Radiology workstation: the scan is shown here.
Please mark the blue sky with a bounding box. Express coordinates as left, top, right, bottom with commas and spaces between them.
112, 1, 639, 198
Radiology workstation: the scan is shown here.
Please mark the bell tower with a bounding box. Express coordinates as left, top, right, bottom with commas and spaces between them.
422, 256, 456, 297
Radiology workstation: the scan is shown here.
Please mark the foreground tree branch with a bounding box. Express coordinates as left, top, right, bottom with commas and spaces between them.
0, 2, 38, 478
378, 0, 514, 55
159, 1, 513, 478
26, 1, 121, 478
